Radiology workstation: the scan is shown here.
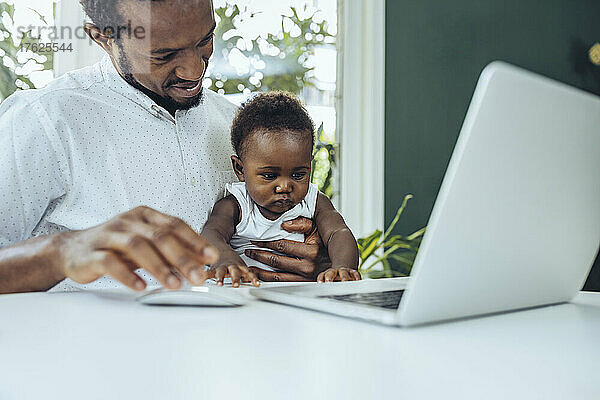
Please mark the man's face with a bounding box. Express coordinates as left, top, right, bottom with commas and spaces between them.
237, 131, 313, 221
112, 0, 215, 112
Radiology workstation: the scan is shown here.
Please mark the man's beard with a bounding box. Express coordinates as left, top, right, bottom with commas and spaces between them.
118, 52, 205, 112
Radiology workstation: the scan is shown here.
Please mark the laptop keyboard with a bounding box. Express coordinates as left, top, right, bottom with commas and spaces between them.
318, 290, 405, 310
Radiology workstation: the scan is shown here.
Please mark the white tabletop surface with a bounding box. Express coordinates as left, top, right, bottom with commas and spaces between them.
1, 287, 600, 400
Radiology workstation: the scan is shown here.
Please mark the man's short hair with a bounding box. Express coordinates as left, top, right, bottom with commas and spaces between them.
80, 0, 164, 31
80, 0, 127, 29
231, 91, 315, 159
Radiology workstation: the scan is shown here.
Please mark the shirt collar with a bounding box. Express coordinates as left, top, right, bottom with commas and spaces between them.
100, 55, 174, 119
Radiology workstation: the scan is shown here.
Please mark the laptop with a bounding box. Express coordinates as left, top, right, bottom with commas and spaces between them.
249, 61, 600, 326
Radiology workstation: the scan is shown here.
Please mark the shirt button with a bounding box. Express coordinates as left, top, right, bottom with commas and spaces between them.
190, 177, 197, 186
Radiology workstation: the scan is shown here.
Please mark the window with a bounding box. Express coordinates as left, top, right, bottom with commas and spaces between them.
0, 0, 56, 99
1, 0, 385, 237
15, 0, 340, 201
208, 0, 339, 200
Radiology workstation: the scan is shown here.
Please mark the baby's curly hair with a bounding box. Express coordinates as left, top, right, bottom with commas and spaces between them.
231, 91, 315, 159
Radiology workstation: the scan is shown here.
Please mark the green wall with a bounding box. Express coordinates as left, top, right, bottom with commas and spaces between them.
384, 0, 600, 287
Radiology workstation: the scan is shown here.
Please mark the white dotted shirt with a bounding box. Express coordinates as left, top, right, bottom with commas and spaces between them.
0, 56, 238, 291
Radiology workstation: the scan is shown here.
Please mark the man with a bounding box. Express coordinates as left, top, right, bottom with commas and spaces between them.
0, 0, 333, 294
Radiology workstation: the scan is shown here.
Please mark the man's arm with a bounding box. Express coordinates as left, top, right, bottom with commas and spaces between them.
0, 93, 70, 293
0, 206, 220, 294
0, 93, 219, 294
0, 235, 65, 293
201, 195, 259, 286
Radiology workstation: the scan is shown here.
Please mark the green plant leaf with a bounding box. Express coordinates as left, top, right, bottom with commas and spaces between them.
382, 194, 413, 242
357, 229, 383, 266
28, 7, 47, 25
356, 194, 427, 278
406, 227, 426, 241
382, 235, 413, 250
1, 1, 55, 100
389, 253, 416, 266
364, 243, 408, 270
357, 229, 382, 250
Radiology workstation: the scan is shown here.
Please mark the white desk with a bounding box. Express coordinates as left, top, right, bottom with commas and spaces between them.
1, 289, 599, 400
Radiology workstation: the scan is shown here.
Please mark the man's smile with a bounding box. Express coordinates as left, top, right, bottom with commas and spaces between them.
169, 80, 203, 98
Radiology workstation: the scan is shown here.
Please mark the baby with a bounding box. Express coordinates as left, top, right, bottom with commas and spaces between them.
202, 91, 360, 287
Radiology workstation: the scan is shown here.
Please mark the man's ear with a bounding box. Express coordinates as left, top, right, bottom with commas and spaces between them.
231, 155, 245, 182
84, 23, 113, 53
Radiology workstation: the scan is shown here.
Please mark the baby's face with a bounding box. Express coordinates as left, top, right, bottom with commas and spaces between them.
239, 131, 313, 220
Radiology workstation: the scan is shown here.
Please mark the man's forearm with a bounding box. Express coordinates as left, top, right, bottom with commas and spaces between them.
0, 234, 65, 294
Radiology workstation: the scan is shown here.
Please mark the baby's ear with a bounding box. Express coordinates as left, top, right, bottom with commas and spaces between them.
231, 155, 245, 182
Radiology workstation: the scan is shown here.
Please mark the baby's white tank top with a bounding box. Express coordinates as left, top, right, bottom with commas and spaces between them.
225, 182, 319, 271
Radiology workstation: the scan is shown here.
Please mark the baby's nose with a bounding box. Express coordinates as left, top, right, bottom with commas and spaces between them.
275, 180, 292, 193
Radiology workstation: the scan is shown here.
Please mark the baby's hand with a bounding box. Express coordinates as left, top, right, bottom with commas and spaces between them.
317, 267, 362, 283
207, 264, 260, 287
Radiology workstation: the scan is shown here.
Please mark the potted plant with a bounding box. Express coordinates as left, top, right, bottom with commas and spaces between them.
358, 194, 426, 278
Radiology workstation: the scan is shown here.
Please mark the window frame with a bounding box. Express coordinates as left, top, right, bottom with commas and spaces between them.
56, 0, 386, 238
53, 0, 104, 77
337, 0, 386, 237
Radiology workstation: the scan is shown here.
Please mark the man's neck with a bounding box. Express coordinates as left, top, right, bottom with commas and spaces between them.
118, 72, 178, 117
109, 58, 177, 116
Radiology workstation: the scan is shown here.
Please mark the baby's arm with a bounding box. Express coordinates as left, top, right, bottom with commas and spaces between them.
202, 195, 259, 287
313, 192, 361, 282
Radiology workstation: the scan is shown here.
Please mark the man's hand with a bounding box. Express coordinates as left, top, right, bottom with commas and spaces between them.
56, 206, 218, 291
244, 217, 331, 281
